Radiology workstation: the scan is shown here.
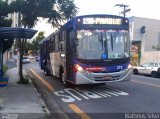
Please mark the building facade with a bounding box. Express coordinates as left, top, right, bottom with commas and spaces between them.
129, 16, 160, 66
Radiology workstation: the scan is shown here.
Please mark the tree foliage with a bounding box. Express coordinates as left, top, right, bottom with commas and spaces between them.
24, 42, 34, 54
0, 0, 12, 27
2, 39, 14, 53
0, 0, 14, 54
24, 32, 45, 54
10, 0, 78, 27
32, 31, 45, 50
0, 0, 10, 17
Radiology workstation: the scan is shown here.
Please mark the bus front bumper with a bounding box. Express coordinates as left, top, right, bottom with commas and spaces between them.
75, 68, 132, 84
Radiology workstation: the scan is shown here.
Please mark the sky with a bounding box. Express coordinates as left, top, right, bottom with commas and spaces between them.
34, 0, 160, 37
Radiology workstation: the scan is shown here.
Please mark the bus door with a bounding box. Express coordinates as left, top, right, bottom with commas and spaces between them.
66, 28, 74, 81
39, 45, 44, 70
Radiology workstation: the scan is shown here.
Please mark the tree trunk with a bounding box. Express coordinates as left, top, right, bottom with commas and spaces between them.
18, 38, 26, 83
19, 51, 23, 82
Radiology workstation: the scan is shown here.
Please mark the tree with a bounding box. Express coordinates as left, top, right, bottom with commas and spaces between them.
24, 42, 34, 55
0, 0, 14, 54
10, 0, 78, 83
32, 31, 45, 51
24, 32, 44, 55
2, 39, 14, 54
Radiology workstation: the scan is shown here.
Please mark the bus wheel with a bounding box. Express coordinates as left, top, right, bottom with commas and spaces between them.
97, 83, 106, 85
59, 67, 63, 81
44, 67, 49, 76
59, 68, 70, 87
62, 73, 70, 87
45, 72, 49, 76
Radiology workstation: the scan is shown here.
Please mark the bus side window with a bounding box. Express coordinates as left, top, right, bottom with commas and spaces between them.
70, 30, 75, 46
55, 34, 59, 51
51, 36, 55, 52
59, 41, 64, 51
58, 31, 65, 51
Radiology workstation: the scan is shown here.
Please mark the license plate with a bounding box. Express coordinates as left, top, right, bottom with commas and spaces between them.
103, 76, 112, 80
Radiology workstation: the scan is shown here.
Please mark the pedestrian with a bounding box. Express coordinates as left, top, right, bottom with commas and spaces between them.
43, 56, 49, 76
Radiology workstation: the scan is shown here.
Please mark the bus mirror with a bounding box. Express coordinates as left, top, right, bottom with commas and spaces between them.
60, 53, 65, 58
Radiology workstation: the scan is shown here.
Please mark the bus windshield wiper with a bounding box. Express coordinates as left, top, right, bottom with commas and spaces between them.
100, 32, 103, 50
111, 34, 113, 51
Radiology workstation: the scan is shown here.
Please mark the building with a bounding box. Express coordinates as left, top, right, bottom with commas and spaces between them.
7, 0, 19, 27
129, 16, 160, 66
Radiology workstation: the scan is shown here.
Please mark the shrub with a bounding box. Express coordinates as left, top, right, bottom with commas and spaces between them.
3, 65, 8, 75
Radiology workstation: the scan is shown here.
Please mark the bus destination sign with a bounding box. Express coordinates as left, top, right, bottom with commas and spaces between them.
82, 18, 122, 25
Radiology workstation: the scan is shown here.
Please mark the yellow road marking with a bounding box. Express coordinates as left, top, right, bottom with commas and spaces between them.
68, 104, 91, 119
29, 69, 54, 92
131, 80, 160, 88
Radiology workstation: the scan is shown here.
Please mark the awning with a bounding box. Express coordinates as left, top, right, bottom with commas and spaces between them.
0, 27, 37, 39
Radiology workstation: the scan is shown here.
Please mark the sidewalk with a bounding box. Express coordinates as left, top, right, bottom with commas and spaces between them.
0, 59, 47, 119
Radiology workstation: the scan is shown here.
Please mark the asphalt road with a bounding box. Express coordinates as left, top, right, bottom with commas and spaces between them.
26, 61, 160, 119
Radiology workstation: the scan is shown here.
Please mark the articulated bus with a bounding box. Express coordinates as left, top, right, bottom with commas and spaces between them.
39, 14, 132, 86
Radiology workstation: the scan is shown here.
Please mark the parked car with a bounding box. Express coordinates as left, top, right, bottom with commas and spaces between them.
22, 56, 30, 63
133, 61, 160, 78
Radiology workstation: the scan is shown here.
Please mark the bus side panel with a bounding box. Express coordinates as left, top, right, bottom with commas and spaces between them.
39, 45, 44, 70
50, 52, 64, 77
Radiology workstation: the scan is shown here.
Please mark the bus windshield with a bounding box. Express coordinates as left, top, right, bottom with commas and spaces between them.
76, 29, 130, 60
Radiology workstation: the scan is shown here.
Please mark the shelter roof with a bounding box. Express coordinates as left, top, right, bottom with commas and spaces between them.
0, 27, 37, 39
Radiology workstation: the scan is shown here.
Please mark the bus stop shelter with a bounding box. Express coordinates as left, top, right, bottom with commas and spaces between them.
0, 27, 37, 85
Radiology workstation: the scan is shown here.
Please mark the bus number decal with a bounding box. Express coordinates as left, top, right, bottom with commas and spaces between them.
117, 65, 123, 70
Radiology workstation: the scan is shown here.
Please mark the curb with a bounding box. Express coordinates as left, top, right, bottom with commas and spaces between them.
26, 70, 50, 119
0, 95, 3, 109
27, 69, 70, 119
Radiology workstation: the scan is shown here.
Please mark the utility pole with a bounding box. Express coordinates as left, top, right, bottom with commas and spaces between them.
115, 4, 131, 17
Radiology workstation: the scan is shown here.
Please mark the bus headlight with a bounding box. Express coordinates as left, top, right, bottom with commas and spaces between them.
74, 64, 84, 72
127, 64, 132, 69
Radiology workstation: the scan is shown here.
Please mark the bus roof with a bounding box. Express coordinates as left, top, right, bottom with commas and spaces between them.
39, 30, 58, 44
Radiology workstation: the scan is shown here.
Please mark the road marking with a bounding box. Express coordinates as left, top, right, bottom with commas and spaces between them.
29, 69, 54, 92
68, 104, 91, 119
131, 80, 160, 88
54, 87, 129, 103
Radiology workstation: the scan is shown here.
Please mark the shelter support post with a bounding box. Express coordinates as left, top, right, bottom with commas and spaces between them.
0, 41, 3, 76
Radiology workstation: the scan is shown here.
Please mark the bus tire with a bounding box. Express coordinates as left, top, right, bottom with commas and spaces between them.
59, 67, 63, 81
59, 67, 70, 87
62, 73, 71, 87
98, 83, 106, 85
45, 71, 49, 76
44, 66, 49, 76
